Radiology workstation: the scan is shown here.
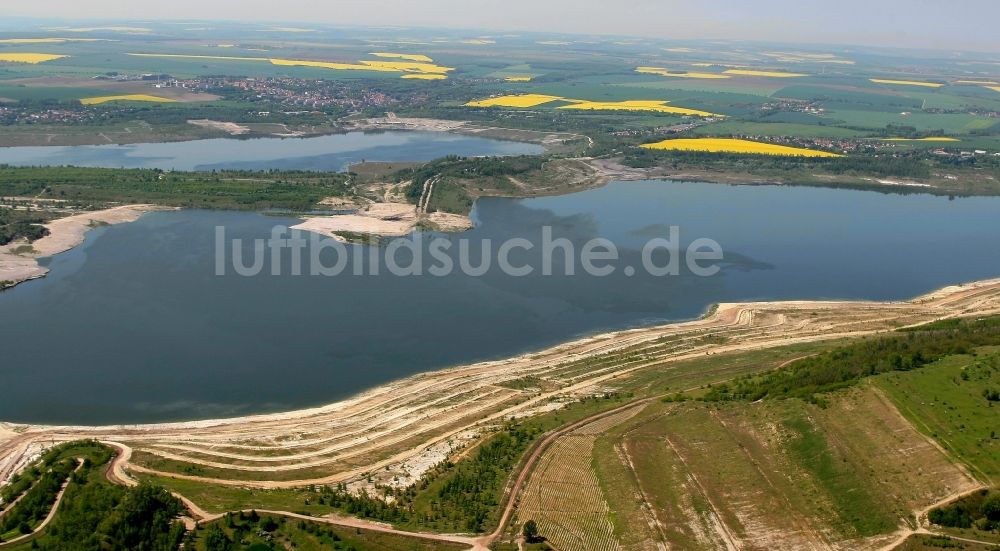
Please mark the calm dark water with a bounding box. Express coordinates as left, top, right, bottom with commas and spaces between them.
1, 181, 999, 424
0, 131, 542, 171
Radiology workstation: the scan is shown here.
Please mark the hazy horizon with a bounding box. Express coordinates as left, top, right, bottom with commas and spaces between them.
4, 0, 1000, 54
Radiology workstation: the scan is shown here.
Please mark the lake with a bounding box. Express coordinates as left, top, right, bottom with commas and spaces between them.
0, 131, 543, 171
1, 181, 999, 424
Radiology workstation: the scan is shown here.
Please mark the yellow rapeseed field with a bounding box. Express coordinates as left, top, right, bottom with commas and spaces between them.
400, 74, 447, 80
504, 76, 532, 82
80, 94, 177, 105
369, 52, 433, 62
0, 53, 67, 64
128, 53, 266, 62
126, 53, 452, 79
465, 94, 567, 108
269, 58, 392, 71
870, 78, 944, 88
642, 138, 842, 157
636, 67, 730, 79
955, 80, 999, 85
723, 69, 807, 77
987, 86, 1000, 93
883, 137, 959, 142
359, 60, 453, 74
557, 100, 720, 117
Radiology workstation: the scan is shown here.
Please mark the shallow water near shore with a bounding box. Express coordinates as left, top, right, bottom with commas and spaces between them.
0, 130, 543, 171
2, 180, 999, 424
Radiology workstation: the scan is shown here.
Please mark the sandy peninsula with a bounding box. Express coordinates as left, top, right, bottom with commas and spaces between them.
1, 276, 999, 493
291, 201, 473, 241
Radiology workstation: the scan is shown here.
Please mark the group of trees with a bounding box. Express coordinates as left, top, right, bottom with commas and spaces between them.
423, 423, 542, 532
0, 455, 77, 538
313, 484, 410, 525
0, 165, 353, 211
293, 422, 545, 534
0, 208, 49, 246
929, 489, 1000, 531
197, 510, 283, 551
703, 316, 1000, 403
0, 441, 186, 550
399, 154, 546, 209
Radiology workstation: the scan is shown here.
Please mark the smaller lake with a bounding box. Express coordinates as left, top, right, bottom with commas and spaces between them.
0, 131, 543, 171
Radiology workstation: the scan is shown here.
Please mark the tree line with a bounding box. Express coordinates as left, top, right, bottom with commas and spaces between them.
1, 441, 186, 550
701, 316, 1000, 403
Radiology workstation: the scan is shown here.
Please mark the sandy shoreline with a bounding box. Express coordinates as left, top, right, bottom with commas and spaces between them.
0, 204, 172, 289
0, 283, 973, 435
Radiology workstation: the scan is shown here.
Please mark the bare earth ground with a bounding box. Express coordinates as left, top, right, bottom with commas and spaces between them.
186, 119, 250, 135
347, 115, 590, 153
0, 204, 170, 287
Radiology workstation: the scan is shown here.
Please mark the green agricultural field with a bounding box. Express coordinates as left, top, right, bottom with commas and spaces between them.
627, 77, 786, 97
692, 120, 867, 138
913, 90, 1000, 111
772, 83, 924, 110
586, 383, 973, 549
821, 109, 994, 132
0, 84, 117, 101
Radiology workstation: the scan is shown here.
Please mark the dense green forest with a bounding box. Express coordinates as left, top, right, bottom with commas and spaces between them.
0, 166, 352, 210
701, 316, 1000, 403
399, 155, 546, 200
1, 441, 186, 550
0, 451, 78, 539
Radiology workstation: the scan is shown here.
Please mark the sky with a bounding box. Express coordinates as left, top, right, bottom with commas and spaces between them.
6, 0, 1000, 53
